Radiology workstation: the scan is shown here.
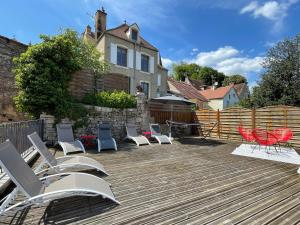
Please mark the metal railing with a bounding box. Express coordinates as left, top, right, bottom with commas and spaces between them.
0, 119, 44, 155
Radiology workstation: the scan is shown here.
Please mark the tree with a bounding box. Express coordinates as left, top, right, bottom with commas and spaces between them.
252, 34, 300, 107
198, 67, 225, 86
13, 29, 109, 125
222, 74, 247, 86
173, 63, 201, 81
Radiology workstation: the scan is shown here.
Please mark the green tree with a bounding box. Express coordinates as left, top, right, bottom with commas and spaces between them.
198, 67, 225, 86
252, 34, 300, 107
222, 74, 247, 86
173, 63, 202, 81
13, 29, 109, 125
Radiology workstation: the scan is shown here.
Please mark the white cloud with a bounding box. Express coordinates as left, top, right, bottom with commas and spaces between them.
240, 0, 298, 31
188, 46, 264, 76
192, 48, 199, 52
161, 57, 175, 69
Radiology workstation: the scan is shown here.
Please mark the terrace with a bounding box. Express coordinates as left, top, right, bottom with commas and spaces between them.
1, 138, 300, 224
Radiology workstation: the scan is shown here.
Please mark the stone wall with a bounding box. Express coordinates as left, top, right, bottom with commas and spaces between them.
41, 95, 151, 145
0, 35, 27, 122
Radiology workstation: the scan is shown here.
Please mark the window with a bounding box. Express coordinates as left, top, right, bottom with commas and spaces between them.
131, 29, 138, 41
228, 94, 231, 100
117, 46, 127, 67
141, 54, 149, 72
141, 82, 149, 98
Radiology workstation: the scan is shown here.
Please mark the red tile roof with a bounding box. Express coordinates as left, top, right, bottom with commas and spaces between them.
167, 77, 208, 102
105, 24, 158, 51
200, 84, 235, 100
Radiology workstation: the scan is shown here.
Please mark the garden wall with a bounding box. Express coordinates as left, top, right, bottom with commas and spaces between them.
41, 95, 151, 145
0, 35, 27, 122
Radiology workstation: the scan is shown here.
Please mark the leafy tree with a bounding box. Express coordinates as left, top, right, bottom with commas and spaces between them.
198, 67, 225, 86
222, 74, 247, 86
172, 63, 225, 86
13, 29, 109, 126
252, 34, 300, 107
173, 63, 202, 81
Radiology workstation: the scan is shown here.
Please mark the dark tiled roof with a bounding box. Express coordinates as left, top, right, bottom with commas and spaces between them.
105, 24, 158, 51
167, 77, 208, 102
187, 78, 205, 90
233, 83, 247, 96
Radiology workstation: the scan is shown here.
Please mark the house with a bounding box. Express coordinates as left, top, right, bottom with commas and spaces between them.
82, 7, 168, 98
200, 84, 239, 110
167, 77, 208, 108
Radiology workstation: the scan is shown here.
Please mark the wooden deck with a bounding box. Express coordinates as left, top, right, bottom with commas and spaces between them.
1, 138, 300, 224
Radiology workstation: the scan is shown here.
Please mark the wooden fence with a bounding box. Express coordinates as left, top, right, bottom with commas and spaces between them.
149, 102, 193, 124
193, 105, 300, 148
0, 119, 44, 154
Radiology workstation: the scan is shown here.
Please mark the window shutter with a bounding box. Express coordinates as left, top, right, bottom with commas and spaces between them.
157, 74, 161, 86
128, 49, 134, 68
150, 56, 154, 73
110, 43, 117, 64
136, 51, 141, 70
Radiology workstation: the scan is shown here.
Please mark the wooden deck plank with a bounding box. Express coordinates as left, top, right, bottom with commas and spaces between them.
0, 138, 300, 224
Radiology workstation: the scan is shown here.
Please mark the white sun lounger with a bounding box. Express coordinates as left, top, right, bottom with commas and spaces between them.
56, 123, 85, 155
150, 124, 172, 144
28, 132, 108, 175
97, 123, 117, 152
125, 124, 150, 146
0, 140, 119, 215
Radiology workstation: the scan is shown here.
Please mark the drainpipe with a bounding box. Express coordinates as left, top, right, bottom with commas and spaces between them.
133, 43, 137, 95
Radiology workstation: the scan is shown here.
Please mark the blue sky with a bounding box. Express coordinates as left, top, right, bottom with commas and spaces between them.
1, 0, 299, 88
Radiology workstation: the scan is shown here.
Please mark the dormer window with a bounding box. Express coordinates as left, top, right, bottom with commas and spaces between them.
131, 29, 138, 41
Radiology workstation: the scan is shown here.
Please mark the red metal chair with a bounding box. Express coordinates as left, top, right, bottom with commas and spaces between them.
271, 128, 293, 149
252, 128, 278, 152
237, 126, 255, 142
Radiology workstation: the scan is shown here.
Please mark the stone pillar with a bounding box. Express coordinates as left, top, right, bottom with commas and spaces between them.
136, 93, 150, 132
40, 114, 56, 145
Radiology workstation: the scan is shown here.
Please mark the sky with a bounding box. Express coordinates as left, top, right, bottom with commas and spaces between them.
1, 0, 299, 88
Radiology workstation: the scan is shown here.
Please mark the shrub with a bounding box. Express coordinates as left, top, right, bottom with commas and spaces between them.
13, 29, 108, 127
83, 91, 137, 109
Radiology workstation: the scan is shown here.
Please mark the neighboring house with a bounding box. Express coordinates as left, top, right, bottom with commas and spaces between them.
83, 8, 168, 98
200, 84, 240, 110
233, 83, 250, 100
167, 77, 208, 108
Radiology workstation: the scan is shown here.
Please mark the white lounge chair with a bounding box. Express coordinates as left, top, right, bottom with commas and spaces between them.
125, 124, 150, 146
97, 123, 117, 152
0, 140, 119, 215
150, 124, 172, 144
28, 132, 108, 175
56, 123, 85, 155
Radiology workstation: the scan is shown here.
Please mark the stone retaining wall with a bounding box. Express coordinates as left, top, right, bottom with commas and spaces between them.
41, 95, 152, 145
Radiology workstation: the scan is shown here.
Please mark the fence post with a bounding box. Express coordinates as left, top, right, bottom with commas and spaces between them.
251, 108, 256, 130
217, 109, 220, 138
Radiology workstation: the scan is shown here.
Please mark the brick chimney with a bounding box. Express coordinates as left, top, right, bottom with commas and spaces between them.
95, 7, 107, 40
85, 25, 92, 35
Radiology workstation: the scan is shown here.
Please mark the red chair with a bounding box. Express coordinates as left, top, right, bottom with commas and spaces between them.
237, 126, 255, 142
252, 128, 278, 152
271, 128, 293, 149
